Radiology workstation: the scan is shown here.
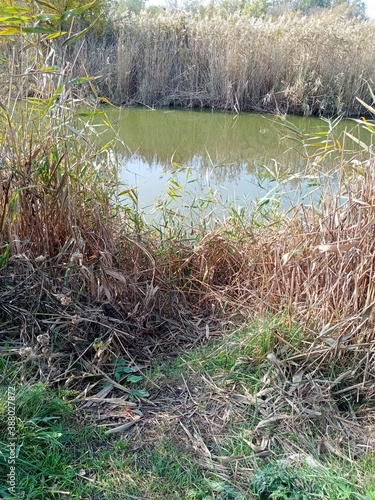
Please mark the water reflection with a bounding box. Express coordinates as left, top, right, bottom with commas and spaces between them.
105, 108, 368, 210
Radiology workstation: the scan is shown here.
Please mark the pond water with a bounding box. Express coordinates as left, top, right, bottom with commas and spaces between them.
106, 108, 369, 214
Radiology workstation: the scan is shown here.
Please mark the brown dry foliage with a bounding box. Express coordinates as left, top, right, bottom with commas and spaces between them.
2, 153, 375, 345
76, 11, 375, 116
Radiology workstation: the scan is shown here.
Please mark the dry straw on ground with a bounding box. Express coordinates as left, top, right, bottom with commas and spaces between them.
2, 111, 374, 463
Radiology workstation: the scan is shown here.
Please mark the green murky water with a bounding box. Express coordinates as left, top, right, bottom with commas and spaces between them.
106, 108, 369, 211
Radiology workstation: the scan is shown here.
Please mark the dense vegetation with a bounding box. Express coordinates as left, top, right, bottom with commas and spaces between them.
1, 1, 374, 115
86, 10, 374, 115
0, 1, 375, 498
118, 0, 367, 18
65, 0, 375, 116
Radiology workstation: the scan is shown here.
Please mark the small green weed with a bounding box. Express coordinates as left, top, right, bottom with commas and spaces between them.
252, 463, 308, 499
114, 359, 150, 399
251, 462, 359, 499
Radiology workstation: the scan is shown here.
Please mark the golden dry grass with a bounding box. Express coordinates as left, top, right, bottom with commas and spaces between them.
0, 0, 374, 403
2, 135, 375, 353
1, 7, 374, 499
76, 10, 375, 116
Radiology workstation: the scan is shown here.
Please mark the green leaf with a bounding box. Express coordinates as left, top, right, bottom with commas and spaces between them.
118, 188, 138, 204
33, 0, 60, 12
60, 1, 97, 22
62, 19, 98, 46
114, 361, 140, 382
0, 7, 28, 16
345, 132, 370, 152
75, 111, 104, 117
35, 13, 61, 22
45, 31, 67, 40
368, 85, 375, 104
23, 26, 56, 34
100, 96, 117, 107
126, 375, 143, 383
69, 76, 101, 85
40, 66, 61, 72
0, 27, 20, 35
33, 416, 60, 423
356, 96, 375, 116
122, 366, 139, 373
0, 244, 10, 267
66, 124, 84, 137
52, 85, 63, 97
0, 15, 29, 22
130, 389, 149, 398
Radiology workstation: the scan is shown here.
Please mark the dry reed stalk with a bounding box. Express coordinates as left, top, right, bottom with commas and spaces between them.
71, 11, 375, 116
3, 136, 375, 358
1, 4, 375, 397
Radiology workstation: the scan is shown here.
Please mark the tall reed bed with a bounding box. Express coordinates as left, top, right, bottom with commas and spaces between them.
78, 11, 375, 116
1, 2, 375, 386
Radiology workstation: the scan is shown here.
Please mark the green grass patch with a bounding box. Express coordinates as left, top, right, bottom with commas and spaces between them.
150, 315, 305, 387
0, 383, 113, 499
141, 318, 375, 500
1, 317, 374, 499
250, 460, 365, 499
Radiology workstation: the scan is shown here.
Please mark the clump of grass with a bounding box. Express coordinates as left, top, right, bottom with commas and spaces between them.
0, 383, 106, 499
120, 320, 375, 499
251, 460, 360, 499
